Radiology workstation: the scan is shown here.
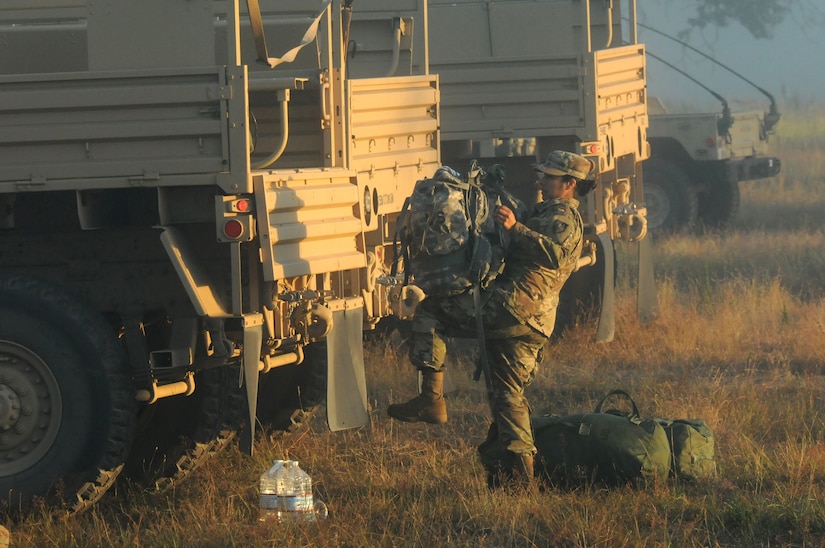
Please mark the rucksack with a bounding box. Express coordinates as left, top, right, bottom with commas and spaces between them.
655, 418, 717, 481
529, 390, 671, 487
393, 162, 526, 297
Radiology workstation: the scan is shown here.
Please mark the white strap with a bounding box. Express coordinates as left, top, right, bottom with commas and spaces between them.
245, 0, 332, 68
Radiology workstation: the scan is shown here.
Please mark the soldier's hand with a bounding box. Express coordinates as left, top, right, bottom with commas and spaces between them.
493, 205, 516, 230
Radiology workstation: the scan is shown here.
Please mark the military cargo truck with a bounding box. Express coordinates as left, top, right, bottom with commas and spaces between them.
644, 99, 781, 232
0, 0, 438, 511
351, 0, 656, 342
639, 23, 782, 232
644, 98, 781, 232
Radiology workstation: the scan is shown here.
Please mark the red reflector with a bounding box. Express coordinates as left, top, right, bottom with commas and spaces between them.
223, 219, 244, 239
234, 199, 251, 212
705, 137, 716, 147
583, 144, 601, 154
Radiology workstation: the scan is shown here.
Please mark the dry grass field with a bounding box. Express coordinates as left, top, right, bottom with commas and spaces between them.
8, 101, 825, 547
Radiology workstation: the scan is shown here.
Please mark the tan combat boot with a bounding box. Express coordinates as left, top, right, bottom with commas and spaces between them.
509, 453, 539, 493
487, 452, 536, 492
387, 370, 447, 424
512, 454, 535, 485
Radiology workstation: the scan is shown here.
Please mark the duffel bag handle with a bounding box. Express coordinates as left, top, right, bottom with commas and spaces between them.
594, 389, 640, 418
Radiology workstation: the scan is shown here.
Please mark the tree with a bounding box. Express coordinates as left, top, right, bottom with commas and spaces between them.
687, 0, 791, 39
661, 0, 825, 40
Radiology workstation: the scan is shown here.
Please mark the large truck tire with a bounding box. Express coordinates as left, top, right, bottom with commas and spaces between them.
0, 275, 135, 513
698, 178, 740, 229
553, 237, 614, 341
256, 340, 328, 436
642, 157, 699, 232
121, 361, 243, 491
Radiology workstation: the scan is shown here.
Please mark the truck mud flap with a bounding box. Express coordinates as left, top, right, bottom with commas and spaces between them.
595, 232, 615, 343
637, 234, 660, 323
326, 300, 369, 432
240, 314, 263, 455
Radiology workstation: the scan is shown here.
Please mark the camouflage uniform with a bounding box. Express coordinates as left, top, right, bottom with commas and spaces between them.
409, 195, 584, 460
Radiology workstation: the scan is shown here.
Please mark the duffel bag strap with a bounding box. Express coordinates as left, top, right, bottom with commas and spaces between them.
594, 389, 640, 418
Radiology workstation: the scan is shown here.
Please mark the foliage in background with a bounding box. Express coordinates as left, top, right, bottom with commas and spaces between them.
649, 0, 825, 40
684, 0, 792, 39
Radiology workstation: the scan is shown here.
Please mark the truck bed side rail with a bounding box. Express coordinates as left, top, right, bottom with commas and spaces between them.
347, 74, 440, 218
590, 44, 649, 165
0, 67, 248, 192
433, 43, 648, 163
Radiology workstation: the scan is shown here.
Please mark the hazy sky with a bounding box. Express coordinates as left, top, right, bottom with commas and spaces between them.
636, 2, 825, 112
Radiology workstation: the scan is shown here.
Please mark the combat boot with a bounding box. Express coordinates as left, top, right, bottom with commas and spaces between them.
511, 453, 536, 489
487, 452, 536, 493
387, 370, 447, 424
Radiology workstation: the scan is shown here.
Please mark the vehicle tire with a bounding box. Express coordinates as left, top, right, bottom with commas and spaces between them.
553, 237, 614, 340
0, 275, 135, 513
698, 178, 740, 229
121, 361, 244, 491
642, 157, 699, 232
256, 341, 328, 435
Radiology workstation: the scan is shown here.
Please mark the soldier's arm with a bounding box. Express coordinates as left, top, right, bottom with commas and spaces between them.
508, 207, 579, 269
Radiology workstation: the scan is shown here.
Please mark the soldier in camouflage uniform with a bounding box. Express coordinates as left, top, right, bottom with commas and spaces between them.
388, 150, 595, 487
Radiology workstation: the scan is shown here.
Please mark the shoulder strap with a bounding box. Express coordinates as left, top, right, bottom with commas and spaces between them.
390, 196, 413, 286
472, 285, 494, 418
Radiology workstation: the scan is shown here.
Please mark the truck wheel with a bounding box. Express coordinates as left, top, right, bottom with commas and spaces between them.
121, 362, 243, 491
698, 178, 740, 229
0, 275, 135, 513
257, 341, 327, 435
642, 157, 699, 232
553, 237, 614, 340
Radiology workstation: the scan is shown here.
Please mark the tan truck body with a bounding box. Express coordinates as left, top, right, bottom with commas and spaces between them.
0, 0, 438, 510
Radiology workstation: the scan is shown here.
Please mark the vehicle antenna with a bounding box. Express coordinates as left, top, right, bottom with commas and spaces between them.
634, 20, 779, 132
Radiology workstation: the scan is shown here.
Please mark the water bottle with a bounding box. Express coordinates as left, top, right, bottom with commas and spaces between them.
258, 459, 286, 523
279, 460, 315, 522
258, 459, 327, 523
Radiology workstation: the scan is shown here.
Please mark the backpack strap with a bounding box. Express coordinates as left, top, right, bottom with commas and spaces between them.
466, 194, 491, 285
464, 167, 491, 285
466, 164, 493, 397
390, 195, 414, 286
472, 284, 495, 416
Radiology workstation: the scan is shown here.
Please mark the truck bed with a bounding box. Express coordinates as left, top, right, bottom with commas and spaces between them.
429, 0, 647, 162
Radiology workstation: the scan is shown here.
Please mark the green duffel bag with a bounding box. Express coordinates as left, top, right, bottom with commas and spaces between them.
532, 390, 671, 487
655, 418, 717, 481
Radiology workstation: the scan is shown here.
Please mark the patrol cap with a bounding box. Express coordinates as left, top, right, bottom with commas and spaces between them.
534, 150, 594, 180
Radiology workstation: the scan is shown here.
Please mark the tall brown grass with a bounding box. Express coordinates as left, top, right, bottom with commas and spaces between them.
9, 101, 825, 547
